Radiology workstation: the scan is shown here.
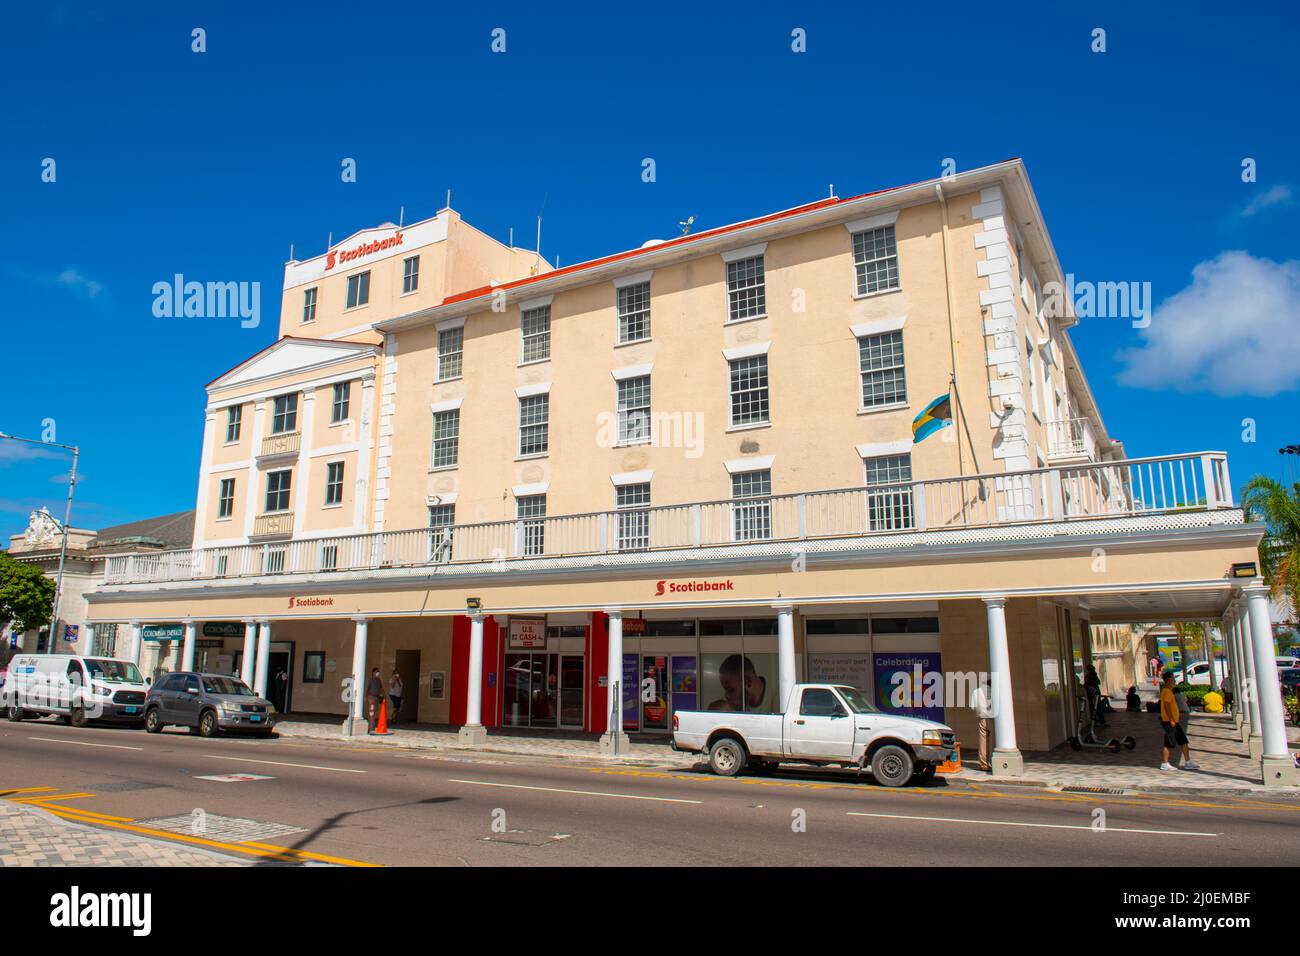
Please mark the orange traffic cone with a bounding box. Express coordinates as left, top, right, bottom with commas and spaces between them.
374, 698, 391, 735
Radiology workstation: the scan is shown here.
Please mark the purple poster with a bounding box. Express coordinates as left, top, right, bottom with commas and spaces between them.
873, 652, 944, 722
622, 653, 639, 731
671, 655, 698, 713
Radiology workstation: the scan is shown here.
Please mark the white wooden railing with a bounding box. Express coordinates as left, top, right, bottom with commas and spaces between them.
103, 452, 1234, 585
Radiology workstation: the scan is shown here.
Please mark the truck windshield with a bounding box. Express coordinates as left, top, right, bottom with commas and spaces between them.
84, 659, 144, 684
835, 686, 878, 714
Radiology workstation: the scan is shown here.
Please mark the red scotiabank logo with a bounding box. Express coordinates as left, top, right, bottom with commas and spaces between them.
654, 579, 734, 596
324, 232, 405, 271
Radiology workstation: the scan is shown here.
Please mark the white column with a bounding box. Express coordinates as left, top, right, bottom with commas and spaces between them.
293, 389, 314, 539
600, 609, 630, 754
1244, 583, 1296, 785
983, 596, 1023, 776
243, 401, 267, 540
128, 622, 143, 667
240, 620, 257, 686
254, 621, 272, 698
775, 604, 796, 712
347, 617, 369, 734
1239, 604, 1261, 747
459, 613, 488, 744
1228, 611, 1246, 727
181, 620, 196, 671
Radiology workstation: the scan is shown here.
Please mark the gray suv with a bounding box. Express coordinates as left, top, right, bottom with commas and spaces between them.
144, 672, 278, 738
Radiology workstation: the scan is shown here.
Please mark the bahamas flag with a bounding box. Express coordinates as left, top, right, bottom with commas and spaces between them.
912, 394, 953, 444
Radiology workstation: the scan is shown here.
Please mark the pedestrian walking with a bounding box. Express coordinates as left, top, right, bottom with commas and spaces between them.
1083, 664, 1104, 726
388, 670, 404, 724
1159, 671, 1199, 771
365, 666, 384, 733
971, 678, 995, 772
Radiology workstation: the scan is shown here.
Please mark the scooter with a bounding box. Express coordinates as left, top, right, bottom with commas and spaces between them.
1070, 698, 1136, 753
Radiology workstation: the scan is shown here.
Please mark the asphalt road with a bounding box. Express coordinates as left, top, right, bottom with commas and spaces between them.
3, 717, 1298, 867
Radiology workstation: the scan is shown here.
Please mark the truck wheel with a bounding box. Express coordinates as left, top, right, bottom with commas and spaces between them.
69, 706, 88, 729
7, 704, 26, 722
912, 762, 937, 784
708, 737, 747, 777
870, 745, 914, 787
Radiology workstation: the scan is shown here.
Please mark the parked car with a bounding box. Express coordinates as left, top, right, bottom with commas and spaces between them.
143, 671, 277, 737
2, 654, 148, 727
1182, 659, 1229, 686
672, 682, 958, 786
1276, 656, 1299, 670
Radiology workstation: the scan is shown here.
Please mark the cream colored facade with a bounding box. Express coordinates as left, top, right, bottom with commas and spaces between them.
84, 160, 1287, 781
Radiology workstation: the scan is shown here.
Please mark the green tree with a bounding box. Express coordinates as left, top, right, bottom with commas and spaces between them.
0, 551, 56, 634
1241, 476, 1300, 620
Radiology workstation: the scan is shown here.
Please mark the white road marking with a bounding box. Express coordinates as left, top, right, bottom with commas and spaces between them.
202, 755, 365, 774
447, 778, 702, 804
27, 737, 143, 751
195, 773, 276, 782
846, 811, 1216, 837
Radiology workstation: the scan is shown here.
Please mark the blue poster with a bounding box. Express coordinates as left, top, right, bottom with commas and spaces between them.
873, 652, 944, 722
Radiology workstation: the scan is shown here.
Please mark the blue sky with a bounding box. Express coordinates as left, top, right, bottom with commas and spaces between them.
1, 0, 1297, 534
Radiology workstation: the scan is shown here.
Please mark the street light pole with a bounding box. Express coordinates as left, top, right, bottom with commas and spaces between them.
0, 432, 80, 647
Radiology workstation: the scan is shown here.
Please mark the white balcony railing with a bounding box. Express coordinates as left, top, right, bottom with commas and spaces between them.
102, 452, 1235, 586
1045, 416, 1095, 461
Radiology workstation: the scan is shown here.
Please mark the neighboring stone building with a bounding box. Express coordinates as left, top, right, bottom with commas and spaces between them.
4, 508, 194, 661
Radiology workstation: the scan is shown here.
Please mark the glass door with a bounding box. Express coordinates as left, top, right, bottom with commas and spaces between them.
504, 654, 531, 727
530, 654, 559, 727
559, 655, 584, 728
642, 655, 670, 730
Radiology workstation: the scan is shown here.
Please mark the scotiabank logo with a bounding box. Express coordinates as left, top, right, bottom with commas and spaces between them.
288, 596, 334, 609
654, 578, 735, 596
324, 232, 405, 271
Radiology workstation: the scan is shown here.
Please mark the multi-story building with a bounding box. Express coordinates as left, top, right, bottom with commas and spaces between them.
84, 159, 1293, 784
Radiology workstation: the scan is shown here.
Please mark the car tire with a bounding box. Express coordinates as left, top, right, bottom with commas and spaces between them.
69, 705, 88, 729
144, 707, 163, 734
197, 709, 219, 738
708, 737, 747, 777
912, 762, 937, 784
870, 744, 914, 787
7, 704, 26, 722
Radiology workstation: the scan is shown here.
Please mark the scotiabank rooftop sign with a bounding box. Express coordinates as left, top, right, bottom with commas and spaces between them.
325, 232, 404, 271
654, 578, 736, 596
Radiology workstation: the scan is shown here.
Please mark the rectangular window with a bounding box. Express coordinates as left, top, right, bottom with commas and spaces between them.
731, 469, 772, 542
726, 255, 766, 322
331, 381, 351, 423
265, 547, 286, 575
271, 393, 298, 434
320, 545, 338, 572
437, 326, 464, 380
616, 281, 651, 343
215, 554, 229, 577
521, 305, 551, 363
225, 405, 242, 443
325, 461, 344, 506
864, 453, 914, 531
429, 504, 455, 561
517, 494, 547, 557
346, 271, 370, 309
858, 330, 907, 408
402, 255, 420, 294
852, 225, 900, 295
519, 394, 549, 456
729, 355, 770, 427
302, 287, 317, 322
616, 375, 651, 444
616, 482, 651, 551
265, 470, 292, 513
217, 478, 235, 518
431, 409, 460, 468
1027, 335, 1040, 417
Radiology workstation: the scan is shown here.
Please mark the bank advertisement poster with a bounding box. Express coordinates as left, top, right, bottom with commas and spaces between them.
642, 656, 670, 729
622, 654, 639, 731
671, 656, 698, 713
872, 652, 944, 722
807, 652, 872, 695
700, 652, 779, 713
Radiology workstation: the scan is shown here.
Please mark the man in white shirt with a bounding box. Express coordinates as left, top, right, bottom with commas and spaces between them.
971, 678, 995, 772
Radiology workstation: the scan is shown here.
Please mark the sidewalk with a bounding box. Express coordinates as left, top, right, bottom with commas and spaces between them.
0, 802, 248, 867
277, 709, 1300, 794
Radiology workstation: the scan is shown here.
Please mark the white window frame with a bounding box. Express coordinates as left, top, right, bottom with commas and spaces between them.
431, 408, 460, 469
302, 286, 317, 323
851, 224, 901, 296
616, 279, 651, 344
616, 375, 651, 445
345, 270, 371, 310
225, 405, 242, 443
858, 329, 907, 409
271, 393, 298, 434
437, 325, 464, 381
324, 461, 345, 506
615, 482, 651, 551
725, 254, 767, 323
728, 354, 770, 428
521, 304, 551, 364
217, 478, 235, 519
864, 453, 914, 531
730, 468, 772, 542
402, 255, 420, 294
264, 469, 292, 514
518, 393, 550, 457
331, 381, 351, 423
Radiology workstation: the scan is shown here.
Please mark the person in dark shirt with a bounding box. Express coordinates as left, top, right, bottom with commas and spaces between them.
365, 667, 384, 732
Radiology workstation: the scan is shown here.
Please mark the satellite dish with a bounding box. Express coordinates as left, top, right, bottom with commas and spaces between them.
640, 239, 666, 248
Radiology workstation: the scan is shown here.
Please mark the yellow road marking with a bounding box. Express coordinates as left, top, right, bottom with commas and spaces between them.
33, 804, 135, 822
239, 840, 383, 866
13, 792, 95, 804
0, 787, 57, 796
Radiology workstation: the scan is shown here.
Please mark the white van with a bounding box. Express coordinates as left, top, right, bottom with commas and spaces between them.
2, 654, 149, 727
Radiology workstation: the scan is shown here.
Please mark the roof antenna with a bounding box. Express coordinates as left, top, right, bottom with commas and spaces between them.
679, 215, 695, 235
326, 231, 332, 252
445, 189, 452, 210
509, 226, 514, 248
289, 243, 295, 261
829, 183, 836, 198
398, 205, 405, 227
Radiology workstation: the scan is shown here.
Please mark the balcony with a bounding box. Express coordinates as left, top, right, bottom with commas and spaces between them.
101, 452, 1237, 586
1044, 416, 1096, 463
258, 431, 301, 461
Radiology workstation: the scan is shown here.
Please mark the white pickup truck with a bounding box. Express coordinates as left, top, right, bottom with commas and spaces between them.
671, 683, 958, 786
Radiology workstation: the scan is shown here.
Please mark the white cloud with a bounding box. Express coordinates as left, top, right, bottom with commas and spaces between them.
1115, 251, 1300, 397
56, 267, 103, 299
1240, 184, 1293, 217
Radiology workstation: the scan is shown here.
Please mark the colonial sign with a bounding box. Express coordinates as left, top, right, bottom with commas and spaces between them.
142, 623, 184, 642
508, 617, 546, 650
203, 621, 245, 638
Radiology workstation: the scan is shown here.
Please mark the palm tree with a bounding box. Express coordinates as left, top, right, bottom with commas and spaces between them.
1240, 476, 1300, 621
1173, 621, 1206, 685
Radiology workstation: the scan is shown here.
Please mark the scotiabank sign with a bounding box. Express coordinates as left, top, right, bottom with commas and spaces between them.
288, 596, 334, 609
325, 232, 404, 271
653, 578, 736, 597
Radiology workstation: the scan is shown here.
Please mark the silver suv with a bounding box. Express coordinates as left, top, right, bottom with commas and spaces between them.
144, 672, 278, 738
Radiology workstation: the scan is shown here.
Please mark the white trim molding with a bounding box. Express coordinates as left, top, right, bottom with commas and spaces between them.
850, 315, 907, 338
613, 270, 653, 289
721, 241, 768, 263
611, 362, 653, 381
427, 491, 458, 505
518, 294, 554, 312
722, 341, 771, 361
845, 210, 899, 233
512, 481, 550, 497
515, 381, 552, 398
610, 469, 654, 486
856, 439, 912, 459
724, 455, 775, 474
435, 315, 466, 331
429, 397, 464, 413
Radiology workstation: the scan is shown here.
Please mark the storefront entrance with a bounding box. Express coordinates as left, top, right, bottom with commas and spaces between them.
503, 653, 585, 728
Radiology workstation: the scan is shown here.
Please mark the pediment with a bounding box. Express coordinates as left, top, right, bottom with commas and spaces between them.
209, 337, 378, 390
